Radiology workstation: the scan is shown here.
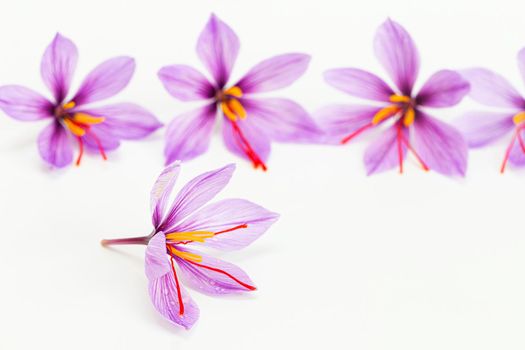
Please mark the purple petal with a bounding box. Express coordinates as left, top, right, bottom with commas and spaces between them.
236, 53, 310, 93
412, 112, 468, 176
374, 19, 420, 95
196, 14, 240, 87
323, 68, 394, 101
364, 124, 408, 175
455, 111, 515, 148
416, 70, 470, 107
37, 121, 73, 168
151, 162, 181, 229
315, 104, 380, 144
159, 164, 236, 232
40, 33, 78, 103
145, 233, 199, 329
509, 128, 525, 166
0, 85, 53, 121
241, 98, 321, 142
164, 104, 216, 165
72, 57, 135, 105
222, 118, 271, 164
83, 125, 120, 151
461, 68, 525, 108
173, 198, 279, 251
177, 248, 256, 295
158, 64, 215, 101
82, 103, 163, 139
517, 48, 525, 89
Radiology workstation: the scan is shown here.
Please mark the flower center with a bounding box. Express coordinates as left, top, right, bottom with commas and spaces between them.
513, 111, 525, 126
55, 100, 107, 166
372, 94, 416, 127
216, 86, 246, 121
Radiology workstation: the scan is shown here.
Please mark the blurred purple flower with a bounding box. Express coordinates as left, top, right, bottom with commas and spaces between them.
158, 14, 320, 171
456, 50, 525, 172
317, 19, 469, 176
0, 33, 162, 168
102, 162, 278, 329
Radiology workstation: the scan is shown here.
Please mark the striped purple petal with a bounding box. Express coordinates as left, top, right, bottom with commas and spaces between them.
145, 233, 199, 329
82, 103, 163, 140
315, 104, 380, 144
0, 85, 53, 121
236, 53, 310, 93
455, 111, 515, 148
37, 121, 73, 168
159, 164, 236, 232
416, 70, 470, 107
412, 112, 468, 176
323, 68, 394, 102
196, 14, 239, 88
177, 247, 256, 295
173, 198, 279, 251
364, 124, 408, 175
72, 56, 135, 105
151, 162, 181, 229
158, 64, 215, 101
164, 104, 216, 165
40, 33, 78, 103
374, 19, 420, 95
509, 127, 525, 166
241, 97, 321, 142
461, 68, 525, 108
518, 48, 525, 89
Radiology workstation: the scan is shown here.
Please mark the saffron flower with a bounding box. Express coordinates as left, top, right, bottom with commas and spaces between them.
317, 19, 469, 176
457, 51, 525, 172
101, 162, 278, 329
158, 14, 320, 171
0, 33, 162, 168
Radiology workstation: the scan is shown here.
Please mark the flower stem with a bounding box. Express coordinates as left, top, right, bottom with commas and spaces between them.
101, 235, 151, 246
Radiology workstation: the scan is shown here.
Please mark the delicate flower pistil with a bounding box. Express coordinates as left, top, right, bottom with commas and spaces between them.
101, 163, 278, 329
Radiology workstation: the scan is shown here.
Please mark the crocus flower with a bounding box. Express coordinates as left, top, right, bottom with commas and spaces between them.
456, 51, 525, 172
0, 33, 162, 168
158, 14, 320, 171
317, 19, 469, 176
101, 162, 278, 329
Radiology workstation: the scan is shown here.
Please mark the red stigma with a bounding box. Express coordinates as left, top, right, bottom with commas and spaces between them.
186, 260, 256, 291
170, 256, 185, 316
340, 123, 374, 144
230, 121, 267, 171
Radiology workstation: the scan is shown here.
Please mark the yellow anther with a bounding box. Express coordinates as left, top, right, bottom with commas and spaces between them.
403, 107, 416, 127
372, 105, 401, 125
227, 99, 247, 120
63, 101, 76, 110
224, 86, 243, 98
166, 231, 215, 243
221, 102, 238, 121
73, 113, 105, 125
168, 247, 203, 263
63, 118, 85, 136
513, 111, 525, 125
389, 94, 411, 103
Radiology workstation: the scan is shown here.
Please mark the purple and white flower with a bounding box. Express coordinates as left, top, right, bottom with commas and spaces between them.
317, 19, 470, 176
456, 49, 525, 172
158, 14, 320, 171
0, 33, 162, 168
101, 162, 278, 329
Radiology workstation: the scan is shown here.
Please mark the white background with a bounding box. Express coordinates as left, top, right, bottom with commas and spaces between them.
1, 0, 524, 349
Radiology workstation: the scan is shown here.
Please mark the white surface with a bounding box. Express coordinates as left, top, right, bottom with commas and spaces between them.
1, 0, 525, 349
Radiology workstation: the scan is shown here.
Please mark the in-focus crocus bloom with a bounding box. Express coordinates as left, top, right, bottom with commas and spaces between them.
158, 14, 320, 171
457, 51, 525, 172
317, 19, 469, 176
0, 33, 162, 168
101, 162, 278, 329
